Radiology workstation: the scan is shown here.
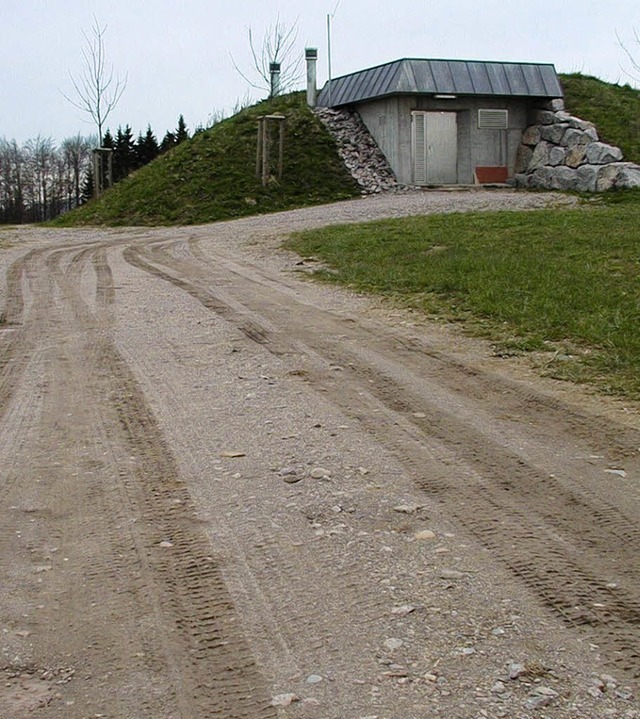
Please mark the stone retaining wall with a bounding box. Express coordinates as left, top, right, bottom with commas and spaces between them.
314, 108, 400, 194
515, 102, 640, 191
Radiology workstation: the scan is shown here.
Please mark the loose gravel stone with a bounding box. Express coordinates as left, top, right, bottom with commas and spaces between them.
391, 605, 416, 617
440, 569, 465, 580
384, 638, 404, 651
271, 693, 300, 707
508, 662, 527, 680
393, 503, 422, 514
414, 529, 436, 541
310, 467, 331, 479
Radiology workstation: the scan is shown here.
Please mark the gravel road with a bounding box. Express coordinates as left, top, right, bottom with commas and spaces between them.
1, 190, 639, 718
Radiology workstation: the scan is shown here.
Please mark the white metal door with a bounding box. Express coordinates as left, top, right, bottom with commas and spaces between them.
412, 111, 457, 184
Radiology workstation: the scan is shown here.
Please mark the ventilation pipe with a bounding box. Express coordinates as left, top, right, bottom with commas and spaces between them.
269, 62, 281, 97
305, 48, 318, 107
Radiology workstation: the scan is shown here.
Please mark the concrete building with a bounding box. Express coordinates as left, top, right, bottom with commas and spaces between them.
316, 58, 564, 186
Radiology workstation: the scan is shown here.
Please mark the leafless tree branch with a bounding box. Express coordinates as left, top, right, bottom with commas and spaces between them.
616, 27, 640, 83
230, 18, 303, 98
61, 18, 127, 142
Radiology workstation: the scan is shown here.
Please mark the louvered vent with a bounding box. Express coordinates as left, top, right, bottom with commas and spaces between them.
412, 112, 427, 184
478, 109, 509, 129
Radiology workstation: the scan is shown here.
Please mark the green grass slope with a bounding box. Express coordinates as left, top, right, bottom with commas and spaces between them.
560, 73, 640, 163
54, 93, 359, 226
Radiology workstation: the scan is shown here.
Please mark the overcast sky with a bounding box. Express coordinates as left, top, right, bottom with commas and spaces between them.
2, 0, 639, 144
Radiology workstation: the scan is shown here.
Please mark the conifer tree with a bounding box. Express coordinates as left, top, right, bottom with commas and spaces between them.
102, 130, 115, 149
114, 125, 136, 181
136, 126, 159, 167
176, 115, 189, 144
160, 130, 176, 153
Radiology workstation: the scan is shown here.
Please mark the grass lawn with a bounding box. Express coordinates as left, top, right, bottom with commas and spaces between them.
286, 191, 640, 399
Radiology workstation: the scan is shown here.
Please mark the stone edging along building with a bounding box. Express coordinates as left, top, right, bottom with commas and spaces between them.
308, 54, 640, 192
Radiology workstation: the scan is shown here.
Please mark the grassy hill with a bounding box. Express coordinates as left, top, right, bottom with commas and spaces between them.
53, 92, 359, 227
560, 73, 640, 163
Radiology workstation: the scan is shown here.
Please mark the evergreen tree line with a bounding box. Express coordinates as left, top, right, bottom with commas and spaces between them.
0, 115, 189, 224
97, 114, 189, 185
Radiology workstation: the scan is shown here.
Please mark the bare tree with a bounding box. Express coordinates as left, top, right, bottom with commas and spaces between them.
26, 136, 55, 221
62, 18, 127, 141
61, 135, 94, 207
617, 27, 640, 84
0, 135, 94, 223
0, 139, 26, 223
231, 18, 303, 98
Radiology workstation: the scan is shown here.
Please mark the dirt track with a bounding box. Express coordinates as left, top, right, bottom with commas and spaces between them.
1, 191, 639, 718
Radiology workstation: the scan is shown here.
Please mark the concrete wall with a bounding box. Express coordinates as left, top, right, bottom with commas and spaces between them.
357, 95, 531, 185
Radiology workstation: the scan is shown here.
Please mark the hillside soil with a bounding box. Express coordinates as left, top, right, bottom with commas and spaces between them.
1, 191, 639, 719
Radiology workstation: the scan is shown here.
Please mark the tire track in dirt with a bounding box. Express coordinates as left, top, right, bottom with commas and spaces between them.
59, 246, 278, 718
92, 247, 116, 308
0, 249, 56, 425
123, 239, 640, 679
1, 244, 277, 717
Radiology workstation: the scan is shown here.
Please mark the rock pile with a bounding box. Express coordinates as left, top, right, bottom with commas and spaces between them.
315, 108, 400, 194
515, 102, 640, 191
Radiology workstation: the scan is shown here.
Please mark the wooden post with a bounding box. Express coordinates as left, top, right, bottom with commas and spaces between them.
92, 150, 101, 199
262, 118, 269, 187
106, 149, 113, 189
256, 118, 263, 178
256, 114, 285, 186
278, 119, 285, 180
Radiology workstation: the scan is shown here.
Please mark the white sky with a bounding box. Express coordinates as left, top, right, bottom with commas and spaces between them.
2, 0, 639, 144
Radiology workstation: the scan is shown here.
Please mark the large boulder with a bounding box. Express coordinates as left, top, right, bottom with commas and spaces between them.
515, 145, 534, 173
521, 125, 542, 146
576, 165, 599, 192
548, 166, 581, 191
565, 145, 588, 168
530, 166, 555, 188
539, 98, 565, 112
528, 141, 553, 170
561, 128, 594, 149
585, 142, 623, 165
555, 112, 597, 134
540, 123, 569, 144
596, 162, 640, 191
535, 110, 556, 125
548, 146, 567, 166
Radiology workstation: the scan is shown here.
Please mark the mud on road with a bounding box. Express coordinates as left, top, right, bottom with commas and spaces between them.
1, 192, 639, 718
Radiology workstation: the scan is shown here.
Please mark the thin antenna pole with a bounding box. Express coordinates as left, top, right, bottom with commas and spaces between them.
327, 13, 332, 106
326, 0, 341, 107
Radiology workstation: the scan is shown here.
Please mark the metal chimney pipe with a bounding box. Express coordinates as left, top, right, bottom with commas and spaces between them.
269, 62, 281, 97
305, 48, 318, 107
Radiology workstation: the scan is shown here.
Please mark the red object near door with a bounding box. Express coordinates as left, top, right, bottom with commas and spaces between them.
475, 166, 509, 183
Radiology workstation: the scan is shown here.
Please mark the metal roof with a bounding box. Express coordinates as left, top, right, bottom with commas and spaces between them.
317, 58, 563, 107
